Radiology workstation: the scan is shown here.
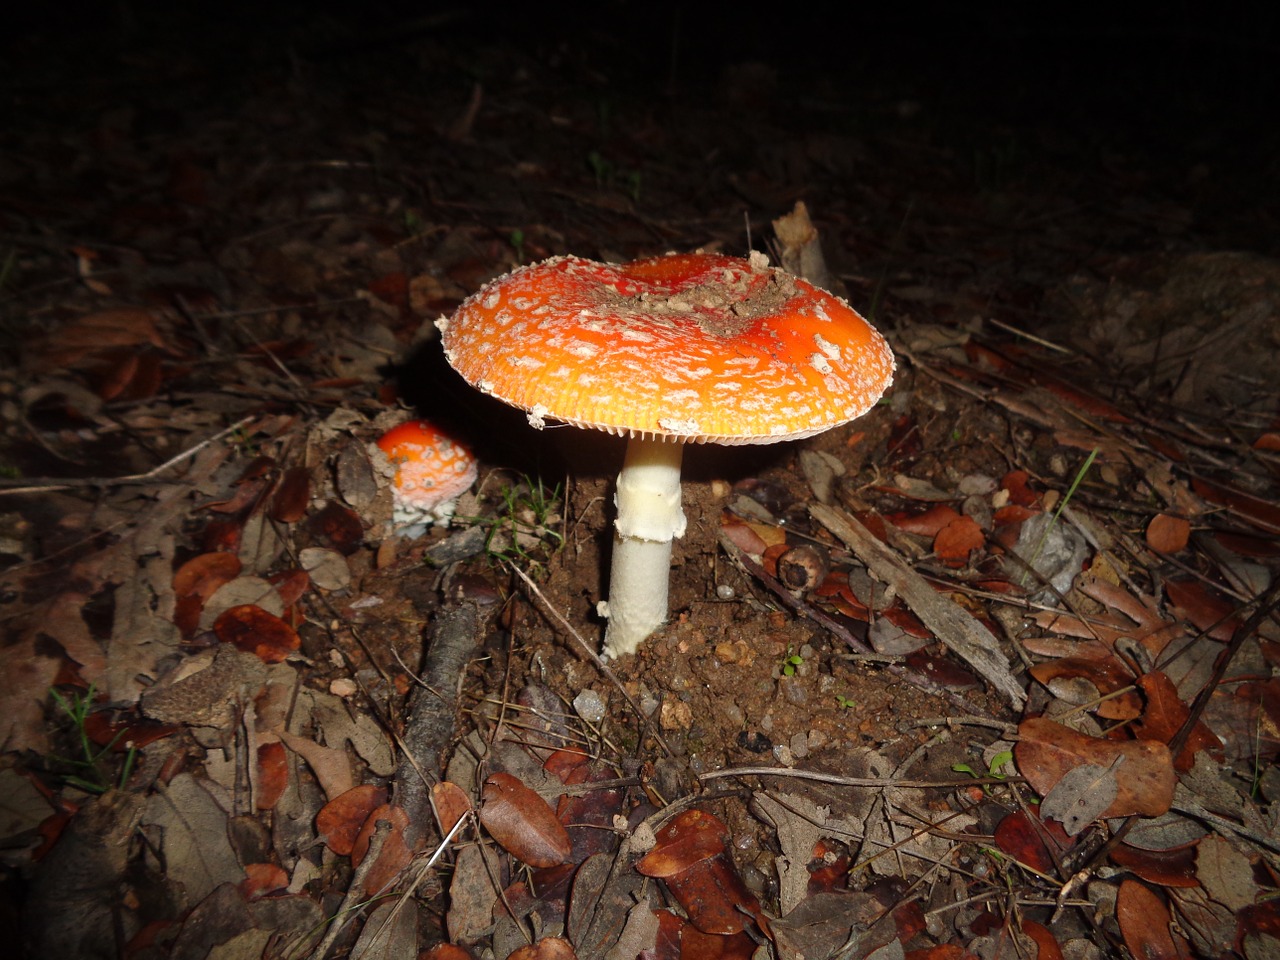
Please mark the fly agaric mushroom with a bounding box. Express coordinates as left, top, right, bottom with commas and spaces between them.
376, 419, 478, 535
437, 251, 894, 657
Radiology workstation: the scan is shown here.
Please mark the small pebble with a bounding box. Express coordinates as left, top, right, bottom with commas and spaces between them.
789, 732, 809, 759
779, 676, 808, 705
573, 690, 606, 725
715, 583, 735, 600
772, 744, 796, 767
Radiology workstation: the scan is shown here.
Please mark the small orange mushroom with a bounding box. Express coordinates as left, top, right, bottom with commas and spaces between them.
376, 420, 477, 535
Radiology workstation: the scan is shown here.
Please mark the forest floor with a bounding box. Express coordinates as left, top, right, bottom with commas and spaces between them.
2, 7, 1279, 960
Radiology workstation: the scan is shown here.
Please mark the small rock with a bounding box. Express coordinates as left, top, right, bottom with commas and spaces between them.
789, 732, 809, 759
573, 689, 606, 725
779, 676, 808, 705
660, 699, 693, 731
772, 744, 796, 766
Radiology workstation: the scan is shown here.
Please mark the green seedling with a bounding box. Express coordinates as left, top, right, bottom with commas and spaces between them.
509, 228, 526, 265
587, 150, 611, 189
403, 207, 426, 237
49, 684, 137, 792
834, 693, 856, 710
585, 151, 642, 202
779, 645, 803, 677
952, 750, 1013, 795
462, 474, 564, 575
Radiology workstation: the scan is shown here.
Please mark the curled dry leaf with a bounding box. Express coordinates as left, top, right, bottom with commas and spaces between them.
636, 809, 761, 935
1016, 717, 1175, 819
479, 772, 571, 868
212, 604, 300, 663
172, 551, 242, 637
890, 503, 962, 537
316, 784, 388, 856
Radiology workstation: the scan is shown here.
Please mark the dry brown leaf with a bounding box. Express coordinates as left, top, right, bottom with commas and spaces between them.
317, 785, 389, 856
432, 781, 473, 836
1016, 717, 1176, 819
479, 772, 571, 868
351, 803, 413, 896
1117, 879, 1185, 960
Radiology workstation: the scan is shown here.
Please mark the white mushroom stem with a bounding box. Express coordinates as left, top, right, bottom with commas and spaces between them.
599, 437, 687, 658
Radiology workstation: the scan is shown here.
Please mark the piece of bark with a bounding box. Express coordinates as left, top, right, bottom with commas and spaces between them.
810, 503, 1025, 706
395, 598, 495, 843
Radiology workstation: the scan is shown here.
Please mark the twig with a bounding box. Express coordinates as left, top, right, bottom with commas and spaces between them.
810, 502, 1025, 706
699, 766, 1019, 790
309, 819, 392, 960
0, 414, 256, 494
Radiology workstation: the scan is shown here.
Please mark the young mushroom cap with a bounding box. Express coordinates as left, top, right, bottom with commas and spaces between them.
376, 419, 478, 534
437, 251, 894, 656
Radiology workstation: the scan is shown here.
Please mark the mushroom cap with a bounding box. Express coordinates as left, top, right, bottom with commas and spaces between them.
437, 252, 894, 445
376, 419, 478, 515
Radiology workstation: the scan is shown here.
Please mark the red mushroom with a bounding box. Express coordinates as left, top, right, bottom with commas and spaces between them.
376, 419, 478, 535
437, 251, 894, 656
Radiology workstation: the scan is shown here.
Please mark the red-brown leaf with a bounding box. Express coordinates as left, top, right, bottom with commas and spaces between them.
1117, 879, 1185, 960
431, 781, 473, 836
316, 784, 389, 856
255, 741, 289, 810
479, 772, 571, 868
1133, 672, 1223, 771
270, 466, 312, 523
1021, 919, 1064, 960
934, 515, 985, 566
890, 504, 962, 537
212, 604, 300, 662
351, 803, 413, 895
